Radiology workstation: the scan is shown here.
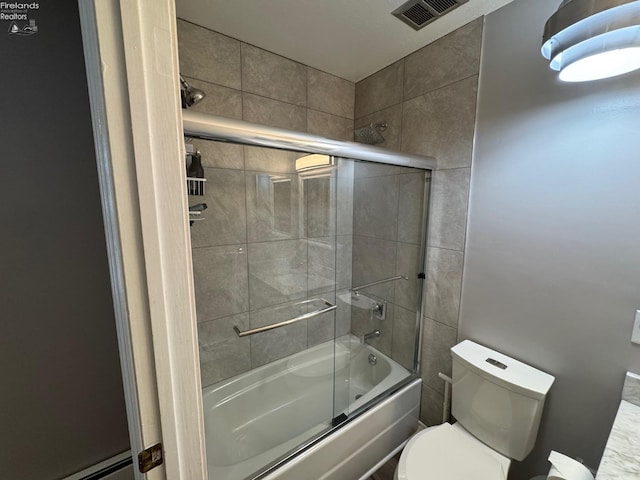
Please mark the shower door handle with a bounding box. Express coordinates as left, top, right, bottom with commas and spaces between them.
233, 299, 337, 337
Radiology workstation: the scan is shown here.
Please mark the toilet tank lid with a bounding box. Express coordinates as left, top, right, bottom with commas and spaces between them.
451, 340, 555, 399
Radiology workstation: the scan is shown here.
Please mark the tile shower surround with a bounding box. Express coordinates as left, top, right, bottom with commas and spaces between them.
177, 18, 356, 387
178, 15, 482, 427
354, 18, 482, 427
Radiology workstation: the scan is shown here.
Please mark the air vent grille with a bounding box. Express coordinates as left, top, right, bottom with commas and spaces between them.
402, 3, 435, 26
392, 0, 468, 31
424, 0, 458, 14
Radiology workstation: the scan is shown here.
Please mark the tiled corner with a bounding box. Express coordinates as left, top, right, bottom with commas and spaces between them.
404, 17, 483, 100
307, 109, 353, 141
242, 93, 307, 131
428, 168, 470, 251
176, 19, 241, 89
355, 104, 403, 150
424, 247, 464, 328
189, 167, 247, 248
182, 76, 242, 119
308, 68, 355, 119
401, 76, 479, 170
420, 317, 457, 394
420, 384, 445, 427
192, 244, 249, 321
355, 60, 404, 118
241, 43, 307, 106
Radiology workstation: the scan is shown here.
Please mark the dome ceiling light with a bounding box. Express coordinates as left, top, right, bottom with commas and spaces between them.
541, 0, 640, 82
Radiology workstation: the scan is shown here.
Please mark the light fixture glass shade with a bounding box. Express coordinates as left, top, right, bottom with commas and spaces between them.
541, 0, 640, 82
559, 47, 640, 81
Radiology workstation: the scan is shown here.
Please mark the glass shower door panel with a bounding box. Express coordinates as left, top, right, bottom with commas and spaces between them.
340, 159, 428, 418
188, 140, 340, 479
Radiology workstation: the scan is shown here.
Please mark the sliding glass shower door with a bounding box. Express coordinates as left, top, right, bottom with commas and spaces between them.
186, 137, 430, 479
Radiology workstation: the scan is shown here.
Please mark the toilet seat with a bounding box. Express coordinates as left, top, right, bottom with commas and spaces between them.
397, 423, 510, 480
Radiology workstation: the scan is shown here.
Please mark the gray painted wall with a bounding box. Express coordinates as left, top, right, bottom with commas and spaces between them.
0, 2, 129, 479
461, 0, 640, 478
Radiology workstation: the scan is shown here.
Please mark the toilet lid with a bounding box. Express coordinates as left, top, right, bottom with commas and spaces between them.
398, 423, 510, 480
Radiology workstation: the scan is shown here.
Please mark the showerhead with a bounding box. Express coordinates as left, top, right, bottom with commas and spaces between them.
180, 75, 206, 108
354, 121, 388, 145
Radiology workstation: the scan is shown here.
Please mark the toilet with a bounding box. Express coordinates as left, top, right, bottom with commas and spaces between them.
396, 340, 555, 479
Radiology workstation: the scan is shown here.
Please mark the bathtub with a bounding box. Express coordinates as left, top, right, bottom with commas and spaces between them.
202, 334, 421, 480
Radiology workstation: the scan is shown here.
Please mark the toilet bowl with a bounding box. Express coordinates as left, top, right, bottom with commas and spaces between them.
395, 423, 510, 480
395, 340, 555, 480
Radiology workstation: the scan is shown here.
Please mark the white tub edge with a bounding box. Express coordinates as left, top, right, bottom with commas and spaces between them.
260, 378, 422, 480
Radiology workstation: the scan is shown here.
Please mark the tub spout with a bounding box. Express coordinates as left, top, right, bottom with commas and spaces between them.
361, 329, 381, 344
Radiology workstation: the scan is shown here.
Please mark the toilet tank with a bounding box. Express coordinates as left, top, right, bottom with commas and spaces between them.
450, 340, 555, 461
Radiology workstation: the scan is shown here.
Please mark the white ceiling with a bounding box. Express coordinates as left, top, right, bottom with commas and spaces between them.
175, 0, 515, 82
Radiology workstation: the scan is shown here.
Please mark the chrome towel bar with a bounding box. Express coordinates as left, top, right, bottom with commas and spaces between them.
351, 275, 409, 296
233, 299, 337, 337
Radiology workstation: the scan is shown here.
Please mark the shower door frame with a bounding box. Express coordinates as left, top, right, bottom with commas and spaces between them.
80, 0, 436, 479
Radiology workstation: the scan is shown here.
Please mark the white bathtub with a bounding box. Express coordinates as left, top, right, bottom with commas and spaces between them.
202, 334, 421, 480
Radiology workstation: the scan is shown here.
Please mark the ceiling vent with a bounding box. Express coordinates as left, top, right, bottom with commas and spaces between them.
392, 0, 468, 30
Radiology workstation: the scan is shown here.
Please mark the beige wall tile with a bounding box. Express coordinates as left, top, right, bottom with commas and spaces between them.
392, 305, 418, 371
420, 317, 457, 394
177, 19, 241, 89
242, 43, 307, 106
248, 239, 308, 310
424, 247, 463, 328
355, 60, 404, 118
189, 167, 247, 248
404, 18, 483, 99
397, 172, 426, 245
353, 175, 399, 241
307, 109, 353, 141
420, 384, 445, 427
355, 104, 403, 150
198, 313, 250, 387
401, 76, 478, 169
243, 92, 307, 131
192, 244, 249, 321
308, 68, 355, 119
429, 168, 470, 251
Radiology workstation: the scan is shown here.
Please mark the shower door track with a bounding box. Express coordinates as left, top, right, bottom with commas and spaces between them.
182, 110, 437, 170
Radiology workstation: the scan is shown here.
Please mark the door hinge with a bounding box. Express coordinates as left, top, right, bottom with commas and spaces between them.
138, 443, 163, 473
418, 272, 426, 279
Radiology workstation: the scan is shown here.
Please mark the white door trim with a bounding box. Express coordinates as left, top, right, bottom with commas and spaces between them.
79, 1, 207, 479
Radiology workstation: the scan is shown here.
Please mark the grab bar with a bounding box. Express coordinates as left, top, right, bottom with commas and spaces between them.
351, 275, 408, 296
233, 299, 337, 337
